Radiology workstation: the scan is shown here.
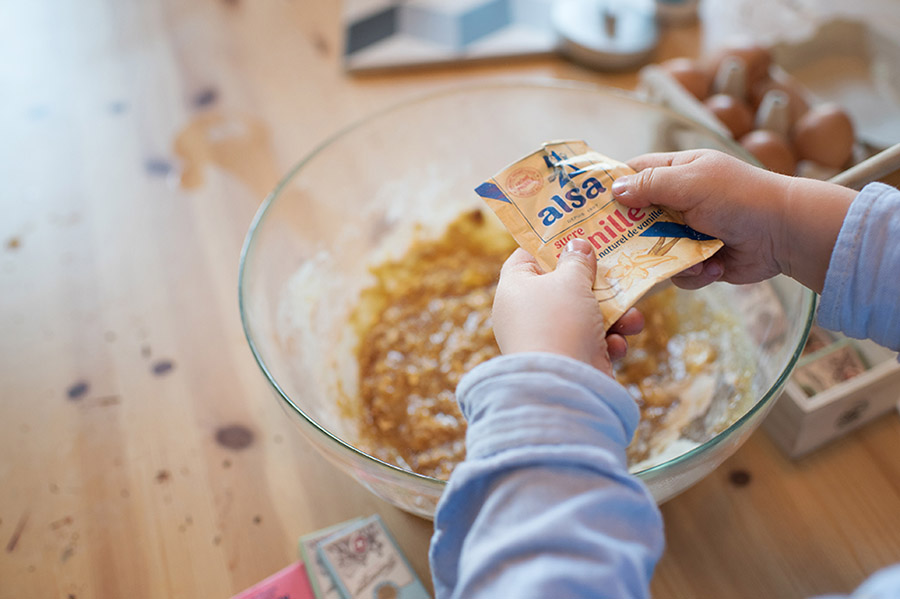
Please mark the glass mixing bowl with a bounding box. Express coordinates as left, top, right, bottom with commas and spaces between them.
239, 80, 815, 519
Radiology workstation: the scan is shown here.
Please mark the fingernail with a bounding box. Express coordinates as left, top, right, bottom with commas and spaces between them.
707, 261, 724, 278
611, 176, 630, 197
564, 238, 593, 256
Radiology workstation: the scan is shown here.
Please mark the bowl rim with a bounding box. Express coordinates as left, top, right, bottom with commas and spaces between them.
238, 78, 817, 488
635, 285, 816, 479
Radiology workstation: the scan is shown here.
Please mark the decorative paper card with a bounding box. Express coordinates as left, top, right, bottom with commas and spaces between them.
317, 515, 430, 599
299, 519, 364, 599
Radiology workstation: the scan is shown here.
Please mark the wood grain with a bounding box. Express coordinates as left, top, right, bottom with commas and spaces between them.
1, 1, 898, 597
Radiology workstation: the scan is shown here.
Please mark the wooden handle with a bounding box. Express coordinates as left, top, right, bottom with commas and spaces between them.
829, 143, 900, 190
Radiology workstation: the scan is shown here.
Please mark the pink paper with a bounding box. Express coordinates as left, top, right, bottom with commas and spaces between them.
231, 561, 316, 599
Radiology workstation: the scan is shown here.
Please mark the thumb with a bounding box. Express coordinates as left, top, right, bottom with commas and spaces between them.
554, 238, 597, 287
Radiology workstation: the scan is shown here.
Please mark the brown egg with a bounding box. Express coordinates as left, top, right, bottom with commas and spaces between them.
704, 93, 753, 138
707, 43, 772, 95
661, 58, 712, 100
740, 130, 796, 175
792, 103, 855, 169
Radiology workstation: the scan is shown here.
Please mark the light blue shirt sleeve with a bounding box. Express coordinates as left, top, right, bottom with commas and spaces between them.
428, 351, 900, 599
818, 182, 900, 350
429, 353, 663, 599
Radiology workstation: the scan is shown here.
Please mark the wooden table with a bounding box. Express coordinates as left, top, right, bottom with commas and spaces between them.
2, 1, 899, 597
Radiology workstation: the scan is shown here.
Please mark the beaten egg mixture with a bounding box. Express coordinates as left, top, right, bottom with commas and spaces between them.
351, 210, 753, 480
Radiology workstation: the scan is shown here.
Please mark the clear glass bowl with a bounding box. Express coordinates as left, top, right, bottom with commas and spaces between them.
239, 80, 815, 519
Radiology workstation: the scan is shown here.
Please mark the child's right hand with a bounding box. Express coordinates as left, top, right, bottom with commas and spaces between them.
611, 150, 857, 293
492, 240, 644, 376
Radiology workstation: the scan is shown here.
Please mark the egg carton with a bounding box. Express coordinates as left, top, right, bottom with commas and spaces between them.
638, 65, 869, 179
636, 18, 900, 178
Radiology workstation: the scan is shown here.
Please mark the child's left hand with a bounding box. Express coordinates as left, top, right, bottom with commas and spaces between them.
492, 239, 644, 376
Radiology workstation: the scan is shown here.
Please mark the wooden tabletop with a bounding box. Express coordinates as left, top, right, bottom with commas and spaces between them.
2, 1, 899, 597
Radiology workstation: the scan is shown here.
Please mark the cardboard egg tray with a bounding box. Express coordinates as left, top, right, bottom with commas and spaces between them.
637, 18, 900, 178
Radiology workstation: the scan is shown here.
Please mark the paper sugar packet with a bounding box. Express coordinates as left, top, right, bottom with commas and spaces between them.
476, 140, 723, 327
299, 518, 364, 599
230, 561, 316, 599
317, 515, 430, 599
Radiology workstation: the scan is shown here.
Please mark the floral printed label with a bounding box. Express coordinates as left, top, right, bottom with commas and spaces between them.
317, 516, 430, 599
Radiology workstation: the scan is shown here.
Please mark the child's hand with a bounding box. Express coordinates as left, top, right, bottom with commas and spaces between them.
611, 150, 856, 293
611, 150, 785, 289
492, 239, 643, 377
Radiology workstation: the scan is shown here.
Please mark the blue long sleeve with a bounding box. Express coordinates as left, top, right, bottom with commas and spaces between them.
819, 182, 900, 350
429, 353, 663, 599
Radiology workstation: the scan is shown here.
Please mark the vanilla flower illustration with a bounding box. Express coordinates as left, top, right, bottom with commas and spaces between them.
605, 251, 677, 291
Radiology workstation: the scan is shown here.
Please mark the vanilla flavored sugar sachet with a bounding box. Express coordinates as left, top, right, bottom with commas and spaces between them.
476, 140, 723, 328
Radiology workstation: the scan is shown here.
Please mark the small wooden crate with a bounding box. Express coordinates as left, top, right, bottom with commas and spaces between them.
763, 330, 900, 458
